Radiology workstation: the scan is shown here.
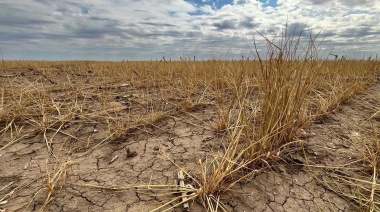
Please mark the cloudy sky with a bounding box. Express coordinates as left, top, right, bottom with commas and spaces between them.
0, 0, 379, 60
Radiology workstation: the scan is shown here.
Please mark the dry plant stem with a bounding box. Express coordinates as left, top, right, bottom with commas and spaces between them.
38, 158, 71, 211
369, 162, 377, 212
0, 179, 37, 210
0, 135, 26, 152
78, 182, 198, 212
317, 127, 380, 211
177, 170, 190, 211
369, 128, 380, 212
317, 171, 380, 211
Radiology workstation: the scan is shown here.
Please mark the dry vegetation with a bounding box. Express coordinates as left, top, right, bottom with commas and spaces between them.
0, 32, 380, 211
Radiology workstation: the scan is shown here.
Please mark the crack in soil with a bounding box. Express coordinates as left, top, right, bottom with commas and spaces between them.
1, 68, 379, 211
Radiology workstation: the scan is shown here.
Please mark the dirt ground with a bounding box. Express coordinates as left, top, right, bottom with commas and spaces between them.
0, 68, 379, 211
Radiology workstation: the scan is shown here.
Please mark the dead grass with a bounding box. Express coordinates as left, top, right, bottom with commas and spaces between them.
0, 29, 379, 211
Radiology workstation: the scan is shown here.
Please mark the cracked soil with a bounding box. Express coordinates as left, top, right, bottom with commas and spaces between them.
1, 67, 379, 211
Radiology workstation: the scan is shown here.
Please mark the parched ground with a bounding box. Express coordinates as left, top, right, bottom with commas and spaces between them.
0, 68, 379, 211
231, 81, 380, 212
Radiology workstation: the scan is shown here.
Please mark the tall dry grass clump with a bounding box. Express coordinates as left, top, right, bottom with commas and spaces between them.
193, 27, 323, 210
191, 28, 380, 211
193, 27, 380, 210
245, 29, 319, 161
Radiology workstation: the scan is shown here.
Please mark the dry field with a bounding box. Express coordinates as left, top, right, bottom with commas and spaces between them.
1, 39, 380, 211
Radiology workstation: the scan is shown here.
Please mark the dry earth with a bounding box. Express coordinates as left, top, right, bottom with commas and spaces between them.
0, 68, 379, 211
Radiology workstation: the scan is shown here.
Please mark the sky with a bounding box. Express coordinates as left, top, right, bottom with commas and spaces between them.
0, 0, 379, 60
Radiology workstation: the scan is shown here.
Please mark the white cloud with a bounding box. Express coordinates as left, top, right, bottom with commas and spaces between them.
0, 0, 379, 60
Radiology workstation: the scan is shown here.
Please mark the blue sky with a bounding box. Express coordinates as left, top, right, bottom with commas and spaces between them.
0, 0, 379, 60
